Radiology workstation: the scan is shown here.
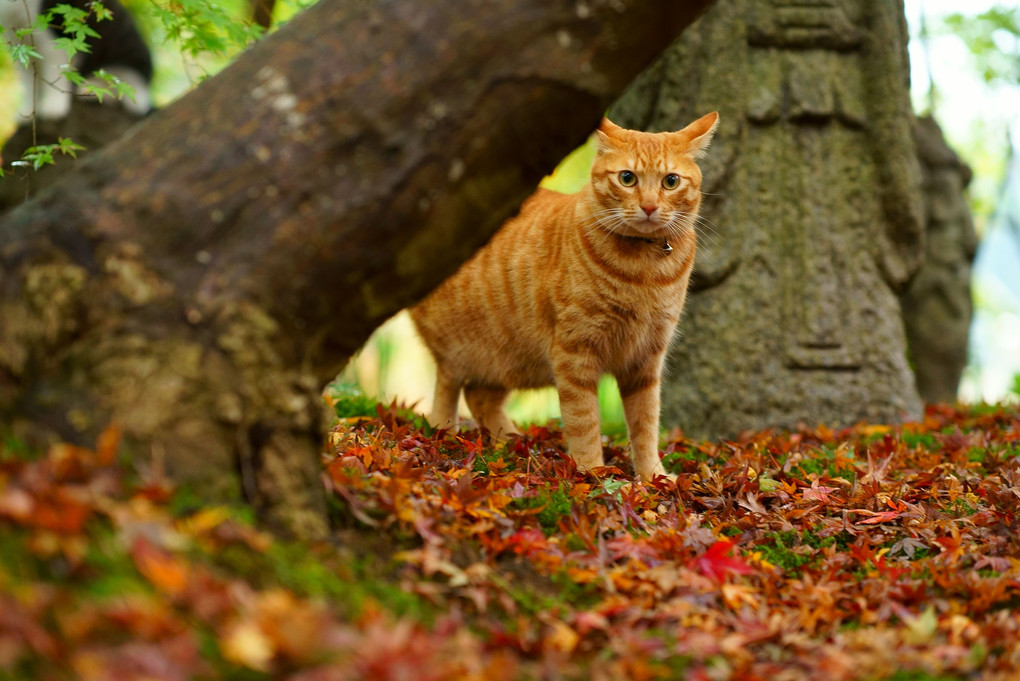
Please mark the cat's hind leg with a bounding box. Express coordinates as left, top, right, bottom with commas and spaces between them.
429, 369, 460, 431
464, 384, 518, 439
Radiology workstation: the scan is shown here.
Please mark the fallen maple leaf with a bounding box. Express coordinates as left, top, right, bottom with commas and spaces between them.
131, 537, 189, 598
220, 619, 274, 672
694, 540, 754, 583
801, 481, 840, 504
856, 509, 903, 525
542, 617, 580, 655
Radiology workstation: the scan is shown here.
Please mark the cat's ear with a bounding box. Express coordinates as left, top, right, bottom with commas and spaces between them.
596, 118, 624, 155
677, 111, 719, 159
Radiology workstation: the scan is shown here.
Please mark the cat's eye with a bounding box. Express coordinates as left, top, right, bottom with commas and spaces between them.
618, 170, 637, 187
662, 174, 681, 190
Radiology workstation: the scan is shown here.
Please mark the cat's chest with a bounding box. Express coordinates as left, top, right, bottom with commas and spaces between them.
548, 239, 691, 363
554, 279, 682, 359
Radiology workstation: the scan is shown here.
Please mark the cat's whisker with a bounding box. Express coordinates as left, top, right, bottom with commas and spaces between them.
591, 210, 630, 235
692, 221, 723, 246
674, 210, 722, 241
589, 220, 624, 239
691, 213, 722, 234
666, 212, 700, 235
670, 213, 721, 249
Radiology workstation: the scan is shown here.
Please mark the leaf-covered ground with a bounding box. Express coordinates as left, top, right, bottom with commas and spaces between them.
2, 402, 1020, 680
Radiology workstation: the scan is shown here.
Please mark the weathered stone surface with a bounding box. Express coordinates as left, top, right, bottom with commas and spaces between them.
612, 0, 924, 438
901, 116, 977, 404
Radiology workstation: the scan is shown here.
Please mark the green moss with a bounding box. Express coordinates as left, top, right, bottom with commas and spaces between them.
472, 444, 516, 475
803, 529, 853, 551
0, 432, 41, 462
901, 431, 937, 449
788, 447, 857, 480
755, 531, 816, 575
946, 498, 978, 517
81, 525, 155, 599
872, 671, 966, 681
661, 444, 716, 472
499, 566, 602, 616
754, 529, 852, 577
199, 522, 434, 623
326, 381, 381, 419
510, 483, 573, 534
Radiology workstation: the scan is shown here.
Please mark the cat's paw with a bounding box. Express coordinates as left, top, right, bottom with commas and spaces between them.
637, 466, 677, 484
571, 452, 606, 472
485, 424, 521, 443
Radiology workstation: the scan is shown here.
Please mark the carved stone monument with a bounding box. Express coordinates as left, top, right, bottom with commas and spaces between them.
612, 0, 925, 437
901, 116, 977, 404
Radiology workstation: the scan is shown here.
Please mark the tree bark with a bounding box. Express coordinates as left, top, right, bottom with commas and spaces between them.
0, 0, 716, 536
611, 0, 925, 438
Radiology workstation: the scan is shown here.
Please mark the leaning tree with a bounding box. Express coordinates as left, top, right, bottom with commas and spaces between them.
0, 0, 717, 536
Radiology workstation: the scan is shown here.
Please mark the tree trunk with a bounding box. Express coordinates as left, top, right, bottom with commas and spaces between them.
611, 0, 925, 438
0, 0, 716, 536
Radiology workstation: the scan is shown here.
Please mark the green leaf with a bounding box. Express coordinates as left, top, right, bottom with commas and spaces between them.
20, 138, 86, 171
8, 43, 44, 68
57, 137, 86, 157
93, 2, 113, 22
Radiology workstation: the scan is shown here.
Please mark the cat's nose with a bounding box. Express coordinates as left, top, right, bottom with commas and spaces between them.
641, 205, 658, 217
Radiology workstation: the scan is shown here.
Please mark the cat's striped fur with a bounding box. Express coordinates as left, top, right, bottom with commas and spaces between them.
411, 112, 718, 480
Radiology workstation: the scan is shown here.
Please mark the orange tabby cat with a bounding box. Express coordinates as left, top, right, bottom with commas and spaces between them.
411, 112, 719, 480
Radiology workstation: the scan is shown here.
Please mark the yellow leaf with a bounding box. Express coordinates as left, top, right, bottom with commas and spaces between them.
179, 506, 232, 535
721, 583, 759, 610
544, 619, 580, 655
902, 606, 938, 644
221, 620, 275, 672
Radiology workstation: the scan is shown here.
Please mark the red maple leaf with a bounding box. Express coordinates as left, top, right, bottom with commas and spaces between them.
694, 540, 754, 582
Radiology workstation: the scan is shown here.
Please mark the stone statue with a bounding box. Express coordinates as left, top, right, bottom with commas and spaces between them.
612, 0, 924, 438
901, 116, 977, 404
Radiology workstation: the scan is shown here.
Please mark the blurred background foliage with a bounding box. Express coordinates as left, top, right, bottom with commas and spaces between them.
2, 1, 1018, 428
908, 2, 1020, 404
911, 2, 1018, 236
0, 0, 315, 138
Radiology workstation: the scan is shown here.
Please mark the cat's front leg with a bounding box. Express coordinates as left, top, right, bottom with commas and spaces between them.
618, 360, 670, 481
464, 384, 518, 439
552, 343, 604, 471
429, 368, 460, 430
